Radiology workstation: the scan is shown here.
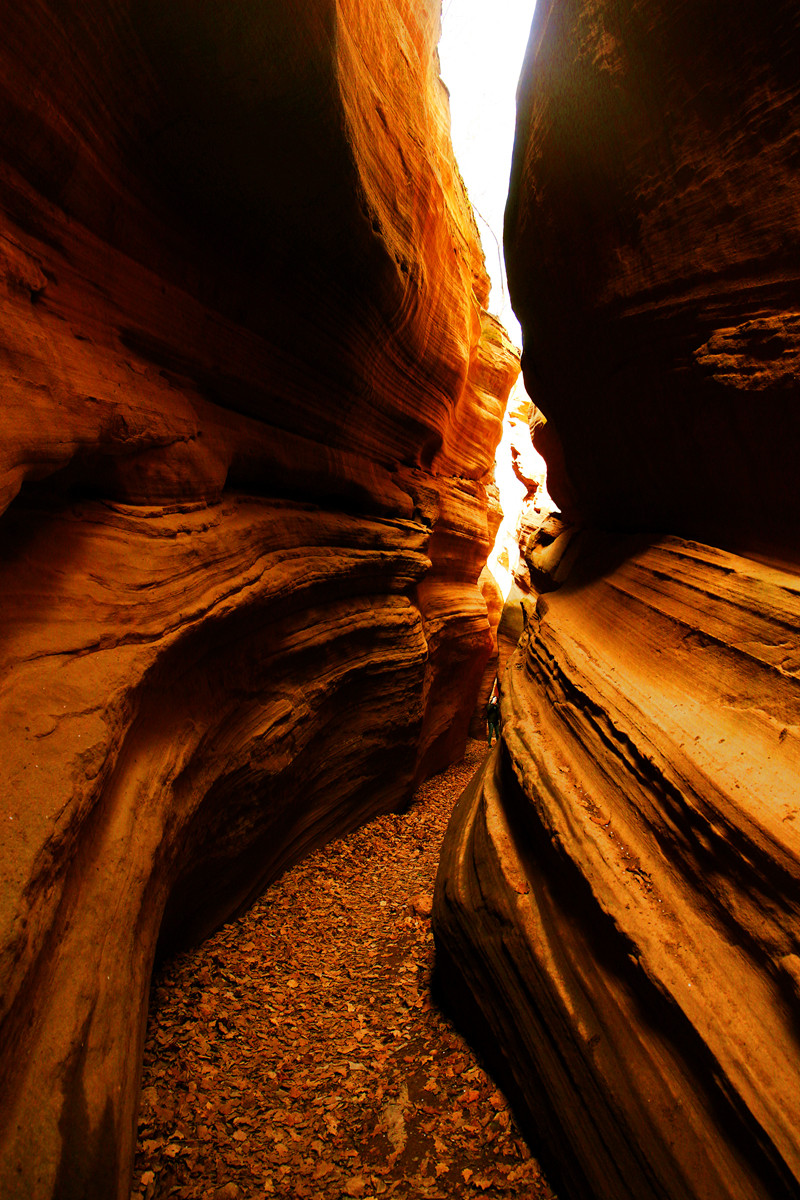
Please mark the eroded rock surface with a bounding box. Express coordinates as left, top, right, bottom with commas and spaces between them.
504, 0, 800, 549
0, 3, 518, 1197
435, 2, 800, 1198
437, 534, 800, 1200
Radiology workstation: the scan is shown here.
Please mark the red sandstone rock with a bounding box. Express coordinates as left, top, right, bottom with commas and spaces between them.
505, 0, 800, 549
434, 3, 800, 1198
0, 3, 518, 1197
437, 534, 800, 1200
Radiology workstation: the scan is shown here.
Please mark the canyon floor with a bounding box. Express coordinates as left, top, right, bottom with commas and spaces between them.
132, 739, 556, 1200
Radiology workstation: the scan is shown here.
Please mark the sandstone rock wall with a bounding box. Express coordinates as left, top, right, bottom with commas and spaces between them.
435, 3, 800, 1198
504, 0, 800, 551
437, 534, 800, 1200
0, 4, 518, 1197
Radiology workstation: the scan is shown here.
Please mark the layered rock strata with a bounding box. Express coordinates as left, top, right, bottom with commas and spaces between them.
0, 3, 518, 1197
437, 534, 800, 1199
435, 1, 800, 1197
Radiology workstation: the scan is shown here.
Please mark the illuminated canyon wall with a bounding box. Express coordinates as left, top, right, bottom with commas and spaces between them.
435, 2, 800, 1199
0, 3, 518, 1196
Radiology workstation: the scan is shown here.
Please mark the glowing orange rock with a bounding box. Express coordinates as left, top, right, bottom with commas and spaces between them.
0, 2, 518, 1196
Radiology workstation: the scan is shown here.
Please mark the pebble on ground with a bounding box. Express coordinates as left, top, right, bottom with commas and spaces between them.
132, 739, 556, 1200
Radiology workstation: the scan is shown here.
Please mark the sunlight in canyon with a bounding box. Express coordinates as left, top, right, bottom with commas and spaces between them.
440, 0, 555, 600
439, 0, 535, 339
486, 379, 556, 598
3, 4, 799, 1198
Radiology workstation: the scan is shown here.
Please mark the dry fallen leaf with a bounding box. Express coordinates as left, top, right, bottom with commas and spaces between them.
132, 740, 555, 1200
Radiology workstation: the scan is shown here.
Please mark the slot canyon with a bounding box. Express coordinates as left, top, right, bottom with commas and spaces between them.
1, 1, 799, 1199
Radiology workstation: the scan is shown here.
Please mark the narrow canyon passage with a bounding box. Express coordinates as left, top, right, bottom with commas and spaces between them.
4, 3, 800, 1199
131, 741, 554, 1200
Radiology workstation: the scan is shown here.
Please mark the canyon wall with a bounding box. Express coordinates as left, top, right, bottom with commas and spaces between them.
0, 3, 518, 1197
435, 2, 800, 1199
505, 0, 800, 552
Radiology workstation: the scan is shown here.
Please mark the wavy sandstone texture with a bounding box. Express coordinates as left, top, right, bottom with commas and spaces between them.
0, 3, 518, 1197
435, 2, 800, 1199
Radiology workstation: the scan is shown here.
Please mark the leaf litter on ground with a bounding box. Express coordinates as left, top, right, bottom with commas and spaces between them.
132, 739, 556, 1200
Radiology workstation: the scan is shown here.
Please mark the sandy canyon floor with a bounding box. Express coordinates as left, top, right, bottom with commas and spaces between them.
132, 739, 556, 1200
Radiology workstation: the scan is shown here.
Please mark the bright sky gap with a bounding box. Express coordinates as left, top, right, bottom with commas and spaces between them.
438, 0, 538, 346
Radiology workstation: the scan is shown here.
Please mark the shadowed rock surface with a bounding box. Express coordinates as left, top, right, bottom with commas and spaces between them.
504, 0, 800, 550
0, 3, 519, 1197
435, 2, 800, 1199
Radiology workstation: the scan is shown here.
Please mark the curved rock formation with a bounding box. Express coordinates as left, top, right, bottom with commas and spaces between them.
435, 2, 800, 1198
437, 533, 800, 1200
0, 3, 518, 1197
504, 0, 800, 551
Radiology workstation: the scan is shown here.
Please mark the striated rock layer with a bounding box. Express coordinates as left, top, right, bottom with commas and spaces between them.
0, 3, 519, 1197
437, 534, 800, 1200
435, 2, 800, 1198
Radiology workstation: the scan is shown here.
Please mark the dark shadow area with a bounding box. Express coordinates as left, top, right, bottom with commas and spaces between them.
431, 943, 573, 1200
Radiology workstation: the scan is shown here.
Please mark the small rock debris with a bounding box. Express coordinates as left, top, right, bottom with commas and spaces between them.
132, 739, 556, 1200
